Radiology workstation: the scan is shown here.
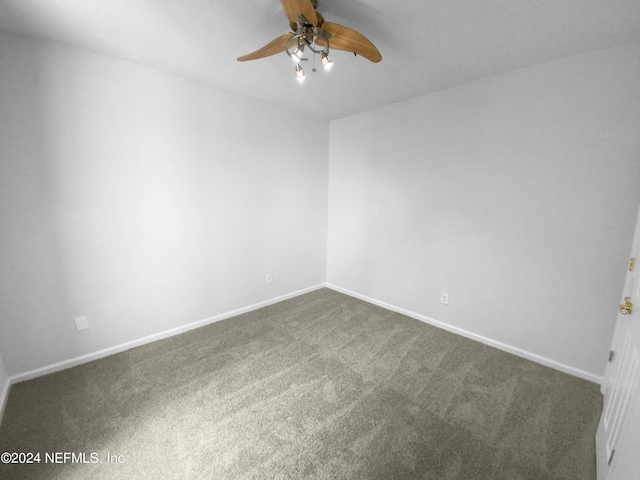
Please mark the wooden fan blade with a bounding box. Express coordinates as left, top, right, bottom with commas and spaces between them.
280, 0, 318, 26
317, 22, 382, 63
237, 32, 295, 61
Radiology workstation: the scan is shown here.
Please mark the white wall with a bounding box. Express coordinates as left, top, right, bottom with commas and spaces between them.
327, 43, 640, 379
2, 30, 638, 383
0, 32, 329, 376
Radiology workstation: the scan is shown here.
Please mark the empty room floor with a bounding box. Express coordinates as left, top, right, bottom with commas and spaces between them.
0, 288, 602, 479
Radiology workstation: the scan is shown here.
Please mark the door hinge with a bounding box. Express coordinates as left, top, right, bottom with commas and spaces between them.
620, 297, 633, 315
608, 449, 616, 466
608, 350, 615, 362
630, 258, 636, 272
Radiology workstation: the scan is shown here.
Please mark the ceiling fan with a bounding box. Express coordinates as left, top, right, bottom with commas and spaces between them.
237, 0, 381, 81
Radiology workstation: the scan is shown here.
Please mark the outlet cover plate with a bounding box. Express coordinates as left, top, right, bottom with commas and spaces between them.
75, 316, 89, 331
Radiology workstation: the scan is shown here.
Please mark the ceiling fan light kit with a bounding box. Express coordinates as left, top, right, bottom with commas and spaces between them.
286, 18, 333, 81
237, 0, 381, 82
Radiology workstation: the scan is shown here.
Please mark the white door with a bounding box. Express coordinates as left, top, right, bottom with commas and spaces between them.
596, 205, 640, 479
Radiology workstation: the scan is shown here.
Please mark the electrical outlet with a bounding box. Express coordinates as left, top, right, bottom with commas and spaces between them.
440, 293, 449, 305
75, 316, 89, 331
266, 274, 273, 284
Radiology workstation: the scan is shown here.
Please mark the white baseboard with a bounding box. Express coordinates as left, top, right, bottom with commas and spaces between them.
6, 284, 325, 388
326, 283, 602, 385
1, 281, 601, 427
0, 376, 9, 427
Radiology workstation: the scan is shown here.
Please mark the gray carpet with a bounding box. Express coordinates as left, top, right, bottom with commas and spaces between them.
0, 288, 602, 479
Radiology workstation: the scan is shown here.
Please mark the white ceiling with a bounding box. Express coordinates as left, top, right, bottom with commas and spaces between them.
1, 0, 639, 120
